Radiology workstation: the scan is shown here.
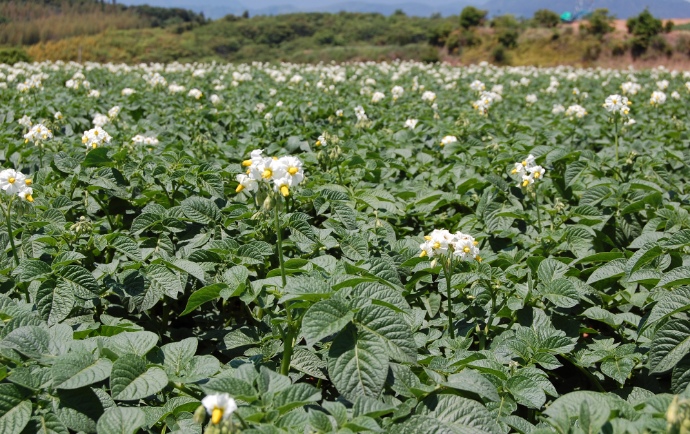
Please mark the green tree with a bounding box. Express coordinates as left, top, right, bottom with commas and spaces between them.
428, 21, 452, 46
533, 9, 560, 28
627, 8, 662, 38
459, 6, 487, 29
582, 8, 614, 37
491, 14, 519, 29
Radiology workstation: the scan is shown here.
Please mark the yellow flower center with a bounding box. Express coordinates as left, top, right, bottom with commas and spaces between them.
242, 160, 252, 166
212, 408, 223, 424
476, 256, 482, 262
511, 169, 518, 174
473, 241, 478, 246
8, 177, 15, 184
272, 156, 278, 160
280, 185, 290, 197
522, 161, 527, 166
262, 169, 272, 179
432, 242, 441, 249
246, 168, 251, 175
424, 236, 432, 241
463, 247, 470, 253
236, 184, 245, 193
534, 172, 540, 178
82, 137, 88, 143
26, 194, 34, 202
42, 134, 47, 139
25, 179, 32, 185
522, 180, 529, 187
92, 143, 97, 149
94, 131, 99, 136
316, 141, 321, 146
288, 167, 299, 175
419, 250, 427, 258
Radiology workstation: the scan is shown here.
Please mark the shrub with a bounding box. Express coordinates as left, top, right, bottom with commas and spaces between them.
627, 9, 664, 56
582, 8, 614, 37
444, 31, 461, 54
664, 20, 674, 33
583, 42, 602, 60
533, 9, 560, 28
459, 29, 481, 47
0, 47, 31, 64
420, 45, 440, 63
428, 22, 452, 47
676, 34, 690, 56
611, 39, 627, 56
497, 28, 519, 49
491, 14, 519, 29
649, 34, 673, 57
459, 6, 487, 29
491, 44, 509, 64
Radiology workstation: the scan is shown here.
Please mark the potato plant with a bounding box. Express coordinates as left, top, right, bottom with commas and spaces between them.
0, 61, 690, 434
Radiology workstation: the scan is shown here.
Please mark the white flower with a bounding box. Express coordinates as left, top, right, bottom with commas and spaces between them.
264, 112, 272, 120
603, 94, 630, 113
92, 114, 110, 127
18, 115, 32, 128
169, 84, 185, 93
451, 234, 480, 262
269, 88, 277, 96
421, 91, 436, 102
201, 393, 237, 425
82, 126, 112, 149
572, 87, 580, 95
371, 91, 385, 103
316, 135, 327, 147
335, 109, 343, 117
354, 106, 367, 122
188, 89, 203, 99
441, 135, 457, 146
404, 119, 418, 129
511, 154, 537, 176
621, 82, 641, 95
210, 94, 222, 105
132, 135, 145, 143
144, 136, 158, 145
235, 174, 258, 194
565, 104, 587, 118
672, 91, 680, 100
276, 101, 283, 107
470, 80, 485, 91
255, 103, 266, 113
525, 94, 538, 103
87, 90, 100, 98
657, 80, 669, 90
24, 124, 53, 144
391, 85, 404, 100
528, 165, 546, 181
108, 106, 120, 118
121, 88, 136, 96
419, 229, 481, 261
650, 91, 666, 105
520, 77, 531, 86
491, 84, 503, 94
54, 111, 63, 120
686, 82, 690, 92
552, 104, 565, 114
625, 118, 636, 126
0, 169, 27, 195
17, 186, 34, 202
419, 229, 453, 258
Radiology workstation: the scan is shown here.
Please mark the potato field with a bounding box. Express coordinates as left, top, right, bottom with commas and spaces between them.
2, 60, 690, 434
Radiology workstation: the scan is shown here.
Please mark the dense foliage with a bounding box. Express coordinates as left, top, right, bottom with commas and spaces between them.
2, 60, 690, 434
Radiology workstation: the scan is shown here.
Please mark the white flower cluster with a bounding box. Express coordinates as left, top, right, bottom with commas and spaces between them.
657, 80, 669, 90
511, 154, 546, 188
236, 149, 305, 197
18, 115, 32, 128
210, 94, 222, 105
672, 91, 680, 100
201, 393, 237, 424
440, 135, 457, 146
87, 90, 100, 98
354, 106, 367, 122
0, 169, 34, 202
316, 134, 327, 147
621, 82, 641, 95
121, 88, 136, 96
419, 229, 481, 262
525, 94, 538, 103
92, 113, 110, 127
169, 84, 186, 93
132, 135, 159, 145
371, 91, 385, 103
391, 85, 404, 100
650, 91, 666, 105
565, 104, 587, 118
470, 80, 485, 92
188, 88, 203, 99
473, 91, 501, 115
404, 119, 418, 129
108, 106, 120, 118
65, 72, 90, 90
24, 124, 52, 145
421, 91, 436, 102
82, 126, 112, 149
552, 104, 565, 114
603, 95, 631, 116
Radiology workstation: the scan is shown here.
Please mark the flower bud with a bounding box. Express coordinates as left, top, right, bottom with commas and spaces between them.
193, 405, 206, 424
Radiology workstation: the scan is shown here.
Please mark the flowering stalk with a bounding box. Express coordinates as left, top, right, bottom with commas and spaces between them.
535, 190, 543, 233
614, 115, 619, 164
3, 197, 19, 266
443, 258, 455, 339
274, 199, 287, 288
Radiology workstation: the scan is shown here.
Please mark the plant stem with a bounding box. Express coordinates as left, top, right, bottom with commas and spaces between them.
92, 193, 115, 230
535, 190, 543, 233
561, 354, 605, 392
280, 325, 295, 376
274, 201, 286, 288
444, 260, 455, 339
4, 198, 19, 266
335, 162, 345, 186
614, 116, 619, 164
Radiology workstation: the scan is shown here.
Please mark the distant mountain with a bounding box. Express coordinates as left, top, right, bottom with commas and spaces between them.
117, 0, 690, 19
482, 0, 690, 18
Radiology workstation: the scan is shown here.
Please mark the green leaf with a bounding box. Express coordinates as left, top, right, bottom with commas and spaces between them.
540, 278, 579, 308
586, 259, 626, 285
36, 279, 75, 326
641, 287, 690, 332
507, 375, 546, 409
565, 161, 587, 188
107, 331, 158, 357
600, 357, 634, 385
442, 369, 500, 402
110, 354, 168, 401
302, 298, 354, 347
52, 352, 113, 389
181, 197, 221, 224
144, 264, 183, 299
2, 326, 51, 359
661, 230, 690, 249
417, 394, 498, 433
180, 283, 229, 316
354, 305, 416, 364
160, 338, 197, 375
221, 266, 248, 299
200, 377, 257, 402
657, 268, 690, 288
327, 325, 388, 401
96, 407, 146, 434
273, 383, 321, 414
650, 319, 690, 374
57, 265, 103, 299
537, 259, 569, 283
13, 259, 52, 282
53, 387, 113, 433
82, 148, 113, 167
625, 241, 664, 277
330, 202, 358, 230
21, 412, 69, 434
108, 235, 142, 262
0, 384, 31, 434
290, 347, 327, 380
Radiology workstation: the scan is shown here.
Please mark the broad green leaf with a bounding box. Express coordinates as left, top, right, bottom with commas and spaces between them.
354, 305, 416, 363
58, 265, 102, 299
600, 357, 634, 385
273, 383, 321, 414
160, 338, 197, 375
108, 235, 142, 262
540, 278, 579, 308
302, 298, 354, 347
36, 279, 74, 326
181, 197, 221, 224
82, 148, 112, 167
327, 325, 388, 401
21, 412, 69, 434
107, 331, 158, 357
180, 283, 229, 316
649, 319, 690, 374
625, 241, 664, 277
657, 268, 690, 288
641, 286, 690, 332
96, 407, 146, 434
443, 369, 500, 402
52, 352, 113, 389
200, 377, 257, 402
507, 376, 546, 409
110, 354, 168, 401
53, 387, 113, 433
2, 326, 51, 359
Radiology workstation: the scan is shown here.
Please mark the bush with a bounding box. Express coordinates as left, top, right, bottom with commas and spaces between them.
444, 31, 461, 54
491, 44, 510, 64
649, 34, 673, 57
676, 34, 690, 56
664, 20, 674, 33
582, 8, 614, 37
583, 42, 602, 60
491, 14, 519, 29
497, 28, 519, 49
428, 22, 452, 47
611, 40, 627, 56
420, 45, 440, 63
459, 29, 481, 47
459, 6, 487, 29
0, 47, 31, 64
627, 9, 663, 55
533, 9, 560, 28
